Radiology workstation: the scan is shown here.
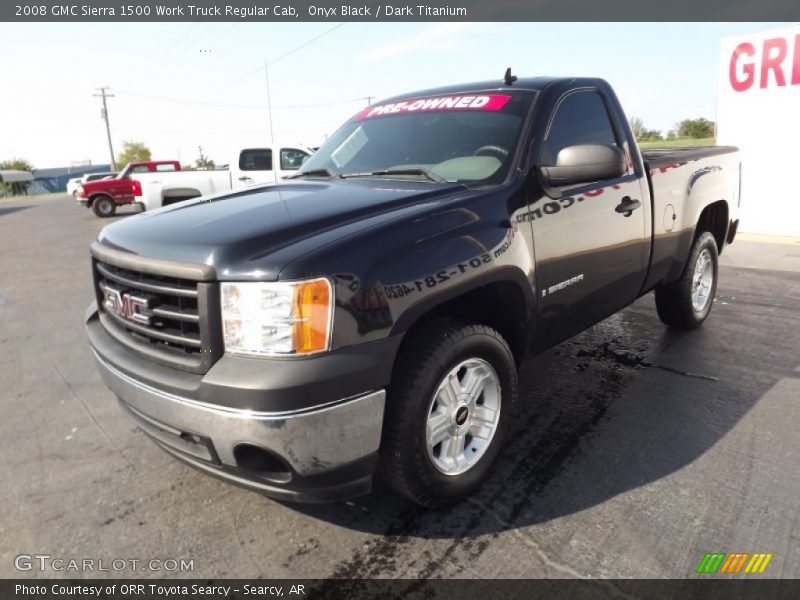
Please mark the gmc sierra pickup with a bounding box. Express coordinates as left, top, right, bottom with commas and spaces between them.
86, 75, 740, 506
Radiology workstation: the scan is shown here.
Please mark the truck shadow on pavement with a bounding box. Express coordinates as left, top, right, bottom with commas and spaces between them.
0, 205, 34, 218
289, 269, 800, 574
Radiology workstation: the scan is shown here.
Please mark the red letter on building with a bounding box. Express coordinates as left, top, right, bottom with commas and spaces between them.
760, 37, 788, 88
730, 42, 756, 92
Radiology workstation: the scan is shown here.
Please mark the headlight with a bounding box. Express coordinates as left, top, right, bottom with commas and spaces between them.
220, 279, 333, 356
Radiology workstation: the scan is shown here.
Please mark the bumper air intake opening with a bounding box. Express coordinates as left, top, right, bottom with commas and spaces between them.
233, 444, 293, 484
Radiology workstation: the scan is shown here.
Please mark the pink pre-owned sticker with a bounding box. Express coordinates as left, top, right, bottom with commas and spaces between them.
355, 94, 512, 120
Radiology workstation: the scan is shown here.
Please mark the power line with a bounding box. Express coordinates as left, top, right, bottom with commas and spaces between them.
158, 23, 201, 61
225, 64, 266, 88
223, 23, 347, 89
93, 87, 116, 170
204, 22, 239, 48
116, 88, 372, 110
154, 23, 220, 81
279, 96, 373, 109
270, 22, 347, 66
260, 22, 347, 147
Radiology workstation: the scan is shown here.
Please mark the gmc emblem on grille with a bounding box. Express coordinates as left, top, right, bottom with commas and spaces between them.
100, 283, 151, 325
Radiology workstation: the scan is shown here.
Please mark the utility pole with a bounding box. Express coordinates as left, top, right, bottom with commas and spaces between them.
94, 87, 116, 170
366, 96, 374, 106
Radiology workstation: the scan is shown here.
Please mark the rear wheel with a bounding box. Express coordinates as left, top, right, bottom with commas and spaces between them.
92, 195, 116, 218
380, 319, 517, 506
655, 231, 718, 329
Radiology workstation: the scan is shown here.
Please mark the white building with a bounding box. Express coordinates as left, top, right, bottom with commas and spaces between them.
717, 24, 800, 237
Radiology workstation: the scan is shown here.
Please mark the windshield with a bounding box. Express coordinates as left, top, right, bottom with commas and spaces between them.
298, 90, 535, 184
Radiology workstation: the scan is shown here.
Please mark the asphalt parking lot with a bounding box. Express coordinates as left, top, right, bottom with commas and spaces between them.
1, 194, 799, 580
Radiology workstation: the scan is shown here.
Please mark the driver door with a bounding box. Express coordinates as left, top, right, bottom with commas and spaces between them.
530, 89, 649, 349
231, 148, 275, 189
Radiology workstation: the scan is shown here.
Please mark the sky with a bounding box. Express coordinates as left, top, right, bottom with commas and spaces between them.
0, 21, 792, 169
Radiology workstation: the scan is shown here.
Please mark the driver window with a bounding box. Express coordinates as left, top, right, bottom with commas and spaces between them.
542, 91, 619, 166
280, 148, 308, 171
239, 149, 272, 171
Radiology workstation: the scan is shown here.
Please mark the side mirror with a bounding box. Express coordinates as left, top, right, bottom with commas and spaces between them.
540, 144, 626, 188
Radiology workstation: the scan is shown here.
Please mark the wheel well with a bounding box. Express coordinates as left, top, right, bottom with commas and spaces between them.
403, 281, 531, 365
695, 200, 729, 253
87, 193, 112, 207
162, 188, 202, 206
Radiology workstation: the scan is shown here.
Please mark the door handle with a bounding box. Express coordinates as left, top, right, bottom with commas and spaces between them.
238, 176, 252, 181
615, 196, 642, 217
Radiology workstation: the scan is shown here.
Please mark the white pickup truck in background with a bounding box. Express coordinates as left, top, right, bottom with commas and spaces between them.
66, 171, 117, 197
132, 144, 314, 211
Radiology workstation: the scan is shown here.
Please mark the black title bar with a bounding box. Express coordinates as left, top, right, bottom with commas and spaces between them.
5, 0, 800, 22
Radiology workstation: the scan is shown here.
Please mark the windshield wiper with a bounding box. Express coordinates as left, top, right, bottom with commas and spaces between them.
339, 167, 447, 183
285, 168, 335, 179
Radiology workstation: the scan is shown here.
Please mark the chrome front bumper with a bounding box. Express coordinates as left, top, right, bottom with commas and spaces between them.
93, 350, 386, 499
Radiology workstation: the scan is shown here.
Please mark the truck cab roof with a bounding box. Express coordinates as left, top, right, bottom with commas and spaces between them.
376, 76, 609, 106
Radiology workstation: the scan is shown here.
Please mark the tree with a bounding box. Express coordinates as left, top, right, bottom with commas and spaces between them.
116, 141, 152, 166
674, 118, 715, 139
629, 117, 646, 140
629, 117, 663, 141
643, 129, 664, 141
0, 158, 34, 195
0, 158, 33, 171
195, 146, 215, 170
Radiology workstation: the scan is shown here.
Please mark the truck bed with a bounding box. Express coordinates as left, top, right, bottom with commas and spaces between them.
641, 146, 738, 169
641, 144, 741, 294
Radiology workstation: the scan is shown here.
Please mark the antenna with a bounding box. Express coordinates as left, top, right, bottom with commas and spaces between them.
503, 68, 517, 86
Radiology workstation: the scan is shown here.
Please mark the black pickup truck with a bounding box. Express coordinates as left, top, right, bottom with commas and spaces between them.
86, 74, 740, 506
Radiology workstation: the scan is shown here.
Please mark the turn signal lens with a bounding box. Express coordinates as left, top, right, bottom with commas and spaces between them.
293, 279, 332, 354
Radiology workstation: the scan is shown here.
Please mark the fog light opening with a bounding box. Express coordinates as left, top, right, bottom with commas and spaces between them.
233, 444, 292, 483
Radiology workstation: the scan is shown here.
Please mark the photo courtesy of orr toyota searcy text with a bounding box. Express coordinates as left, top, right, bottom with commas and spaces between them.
15, 584, 296, 596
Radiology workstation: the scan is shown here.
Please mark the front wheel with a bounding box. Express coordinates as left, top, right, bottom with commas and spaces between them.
92, 195, 116, 218
379, 320, 517, 506
655, 231, 719, 329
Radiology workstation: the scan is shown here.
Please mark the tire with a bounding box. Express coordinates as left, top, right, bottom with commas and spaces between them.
655, 231, 718, 329
380, 319, 518, 506
92, 195, 116, 218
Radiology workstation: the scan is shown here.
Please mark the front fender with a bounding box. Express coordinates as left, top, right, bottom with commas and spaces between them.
314, 208, 535, 350
389, 264, 536, 336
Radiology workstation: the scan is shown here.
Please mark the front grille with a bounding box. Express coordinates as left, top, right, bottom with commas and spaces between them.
92, 247, 222, 374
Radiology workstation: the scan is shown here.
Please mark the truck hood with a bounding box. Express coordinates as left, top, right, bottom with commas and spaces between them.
98, 179, 471, 280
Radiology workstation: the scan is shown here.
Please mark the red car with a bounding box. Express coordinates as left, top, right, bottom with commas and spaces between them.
77, 160, 180, 217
